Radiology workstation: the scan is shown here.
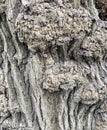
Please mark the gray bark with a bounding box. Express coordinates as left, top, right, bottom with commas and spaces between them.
0, 0, 107, 130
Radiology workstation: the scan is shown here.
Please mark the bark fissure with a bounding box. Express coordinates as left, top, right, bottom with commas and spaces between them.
67, 91, 72, 130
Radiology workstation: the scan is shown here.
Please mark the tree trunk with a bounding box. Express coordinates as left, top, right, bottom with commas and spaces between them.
0, 0, 107, 130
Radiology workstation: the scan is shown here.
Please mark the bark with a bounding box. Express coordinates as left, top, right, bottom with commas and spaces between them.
0, 0, 107, 130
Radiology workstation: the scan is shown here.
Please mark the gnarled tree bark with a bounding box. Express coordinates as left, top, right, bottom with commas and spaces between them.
0, 0, 107, 130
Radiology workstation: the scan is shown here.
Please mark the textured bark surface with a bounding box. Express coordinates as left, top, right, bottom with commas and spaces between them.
0, 0, 107, 130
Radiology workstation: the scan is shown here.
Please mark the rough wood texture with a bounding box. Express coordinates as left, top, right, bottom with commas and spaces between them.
0, 0, 107, 130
